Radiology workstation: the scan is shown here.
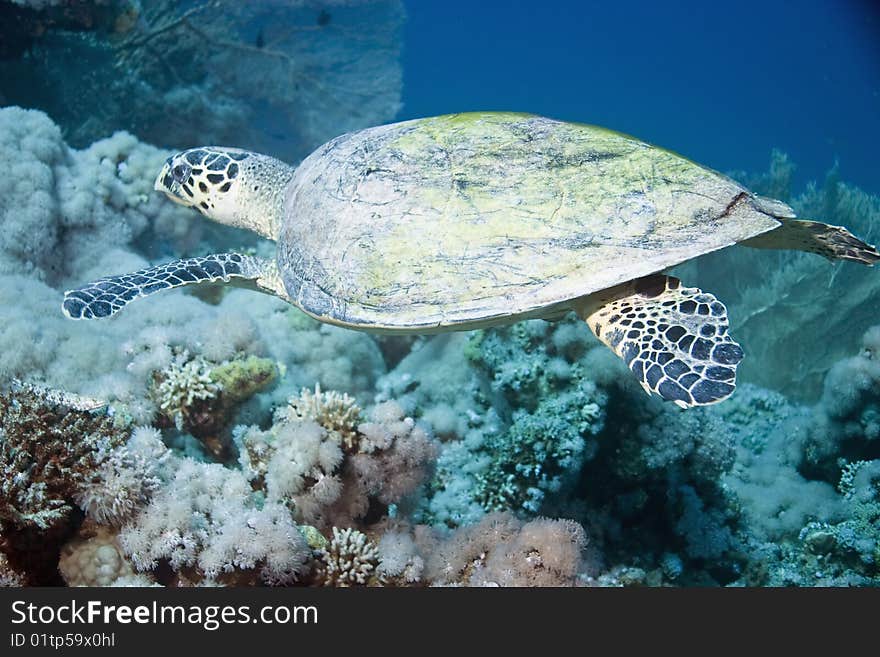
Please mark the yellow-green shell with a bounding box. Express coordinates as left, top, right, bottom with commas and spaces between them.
278, 112, 784, 330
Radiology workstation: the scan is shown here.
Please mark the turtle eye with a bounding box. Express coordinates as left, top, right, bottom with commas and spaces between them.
171, 163, 192, 183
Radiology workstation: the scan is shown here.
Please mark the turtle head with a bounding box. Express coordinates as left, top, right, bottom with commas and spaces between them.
155, 147, 294, 240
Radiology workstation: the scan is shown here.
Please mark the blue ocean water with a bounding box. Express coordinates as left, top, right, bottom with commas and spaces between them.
1, 0, 880, 589
402, 0, 879, 193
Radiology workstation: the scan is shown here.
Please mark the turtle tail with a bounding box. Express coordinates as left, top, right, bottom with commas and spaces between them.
62, 253, 265, 320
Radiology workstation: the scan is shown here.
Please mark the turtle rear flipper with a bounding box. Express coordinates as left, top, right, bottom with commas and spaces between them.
62, 253, 282, 320
744, 218, 880, 265
579, 274, 743, 408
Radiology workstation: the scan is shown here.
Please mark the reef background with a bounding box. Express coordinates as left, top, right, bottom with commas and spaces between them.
0, 0, 879, 587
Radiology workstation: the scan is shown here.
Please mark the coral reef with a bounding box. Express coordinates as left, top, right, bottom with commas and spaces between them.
0, 387, 125, 533
0, 106, 197, 282
474, 378, 604, 514
1, 90, 879, 587
152, 352, 221, 431
283, 384, 362, 451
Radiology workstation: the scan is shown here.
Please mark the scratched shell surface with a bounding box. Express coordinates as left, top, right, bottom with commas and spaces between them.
278, 112, 782, 330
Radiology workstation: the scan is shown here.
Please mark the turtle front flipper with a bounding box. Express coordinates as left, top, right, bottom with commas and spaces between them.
62, 253, 282, 320
578, 275, 743, 408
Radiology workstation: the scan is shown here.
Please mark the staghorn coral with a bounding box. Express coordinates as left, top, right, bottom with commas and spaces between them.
314, 527, 382, 587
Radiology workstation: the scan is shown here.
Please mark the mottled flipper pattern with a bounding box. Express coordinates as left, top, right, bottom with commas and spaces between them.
583, 274, 743, 408
62, 253, 266, 320
744, 219, 880, 265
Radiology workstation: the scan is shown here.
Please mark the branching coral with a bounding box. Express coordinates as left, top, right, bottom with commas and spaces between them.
314, 527, 382, 587
475, 379, 605, 513
150, 350, 276, 457
412, 319, 603, 521
152, 351, 221, 431
282, 384, 362, 451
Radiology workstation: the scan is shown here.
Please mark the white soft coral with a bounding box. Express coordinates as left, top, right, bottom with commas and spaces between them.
119, 457, 312, 585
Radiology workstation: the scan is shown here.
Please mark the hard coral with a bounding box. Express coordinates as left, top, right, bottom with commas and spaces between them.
0, 387, 124, 532
475, 379, 604, 513
0, 386, 129, 583
151, 351, 276, 458
59, 523, 138, 587
283, 384, 362, 452
152, 351, 220, 431
315, 527, 382, 587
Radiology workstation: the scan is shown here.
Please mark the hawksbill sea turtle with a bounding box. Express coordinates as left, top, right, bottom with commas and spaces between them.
62, 112, 879, 408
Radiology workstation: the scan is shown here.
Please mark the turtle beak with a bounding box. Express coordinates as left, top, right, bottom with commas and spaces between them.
154, 162, 190, 206
154, 162, 173, 193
